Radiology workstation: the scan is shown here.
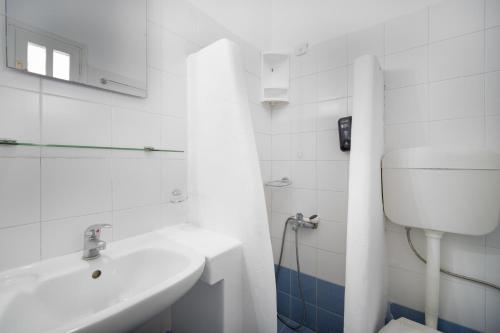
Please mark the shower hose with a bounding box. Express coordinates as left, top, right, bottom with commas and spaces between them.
406, 227, 500, 292
275, 217, 308, 331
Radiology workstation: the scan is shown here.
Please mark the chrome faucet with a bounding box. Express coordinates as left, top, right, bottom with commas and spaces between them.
289, 213, 320, 231
82, 224, 112, 260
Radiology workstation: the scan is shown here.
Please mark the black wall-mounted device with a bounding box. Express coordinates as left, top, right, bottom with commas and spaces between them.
338, 116, 352, 151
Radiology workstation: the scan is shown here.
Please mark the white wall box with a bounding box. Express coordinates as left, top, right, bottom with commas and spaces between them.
261, 52, 290, 104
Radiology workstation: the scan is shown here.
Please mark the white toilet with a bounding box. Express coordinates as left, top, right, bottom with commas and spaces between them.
378, 146, 500, 332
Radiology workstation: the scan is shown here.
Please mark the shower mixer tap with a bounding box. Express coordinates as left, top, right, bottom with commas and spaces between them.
277, 212, 319, 330
290, 213, 320, 231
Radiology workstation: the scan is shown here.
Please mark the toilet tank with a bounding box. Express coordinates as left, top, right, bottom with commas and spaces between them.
382, 147, 500, 236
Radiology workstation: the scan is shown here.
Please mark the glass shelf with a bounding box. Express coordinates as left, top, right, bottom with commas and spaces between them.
0, 140, 184, 153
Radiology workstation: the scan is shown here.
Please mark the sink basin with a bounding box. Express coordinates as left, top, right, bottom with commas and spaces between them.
0, 232, 205, 333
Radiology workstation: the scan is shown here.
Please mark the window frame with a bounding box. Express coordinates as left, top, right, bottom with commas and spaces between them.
52, 49, 71, 81
7, 21, 84, 82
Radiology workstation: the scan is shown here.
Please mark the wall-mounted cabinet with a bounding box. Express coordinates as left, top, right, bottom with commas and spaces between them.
261, 53, 290, 104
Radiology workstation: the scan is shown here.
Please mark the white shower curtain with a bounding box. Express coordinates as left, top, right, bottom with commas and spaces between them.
187, 39, 276, 333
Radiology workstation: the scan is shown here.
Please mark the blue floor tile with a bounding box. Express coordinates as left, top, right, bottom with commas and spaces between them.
278, 316, 316, 333
281, 325, 316, 333
278, 319, 285, 332
291, 297, 317, 331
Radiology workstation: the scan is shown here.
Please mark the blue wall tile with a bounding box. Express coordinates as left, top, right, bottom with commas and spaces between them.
291, 271, 317, 305
277, 291, 291, 317
276, 266, 291, 294
317, 309, 343, 333
390, 303, 425, 324
317, 279, 344, 316
438, 320, 481, 333
291, 297, 317, 331
390, 303, 481, 333
281, 324, 316, 333
276, 266, 477, 333
275, 267, 479, 333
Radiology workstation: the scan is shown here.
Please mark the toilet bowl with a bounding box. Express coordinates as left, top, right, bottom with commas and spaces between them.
379, 318, 441, 333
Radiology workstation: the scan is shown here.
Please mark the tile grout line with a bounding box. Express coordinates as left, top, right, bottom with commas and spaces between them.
483, 2, 487, 150
426, 5, 431, 143
38, 77, 43, 259
385, 70, 500, 92
482, 2, 487, 328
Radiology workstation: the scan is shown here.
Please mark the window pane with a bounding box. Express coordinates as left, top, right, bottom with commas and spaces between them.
53, 50, 70, 81
27, 42, 46, 75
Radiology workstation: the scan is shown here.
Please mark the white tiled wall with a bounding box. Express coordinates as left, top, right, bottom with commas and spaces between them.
1, 0, 498, 330
0, 0, 264, 277
269, 0, 500, 331
269, 34, 350, 286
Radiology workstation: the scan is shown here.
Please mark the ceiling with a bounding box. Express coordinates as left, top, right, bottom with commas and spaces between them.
190, 0, 445, 50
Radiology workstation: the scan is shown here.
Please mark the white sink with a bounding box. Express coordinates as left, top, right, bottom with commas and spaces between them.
0, 232, 205, 333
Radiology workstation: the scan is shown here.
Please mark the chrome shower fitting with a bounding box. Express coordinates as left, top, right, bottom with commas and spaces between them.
275, 212, 320, 331
289, 213, 320, 231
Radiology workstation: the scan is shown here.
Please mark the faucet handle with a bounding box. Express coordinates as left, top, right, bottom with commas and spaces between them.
85, 224, 112, 238
308, 214, 319, 222
306, 214, 320, 228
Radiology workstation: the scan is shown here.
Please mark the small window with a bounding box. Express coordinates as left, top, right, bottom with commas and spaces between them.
27, 42, 46, 75
53, 50, 70, 80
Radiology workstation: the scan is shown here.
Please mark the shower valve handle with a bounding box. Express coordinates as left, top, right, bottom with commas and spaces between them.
291, 213, 320, 230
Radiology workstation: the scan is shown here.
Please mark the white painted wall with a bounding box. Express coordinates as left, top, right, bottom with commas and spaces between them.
270, 0, 445, 50
0, 0, 266, 282
184, 0, 448, 52
187, 39, 276, 333
344, 55, 386, 333
269, 0, 500, 331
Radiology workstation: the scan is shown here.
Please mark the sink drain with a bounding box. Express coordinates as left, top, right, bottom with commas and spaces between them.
92, 270, 102, 279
